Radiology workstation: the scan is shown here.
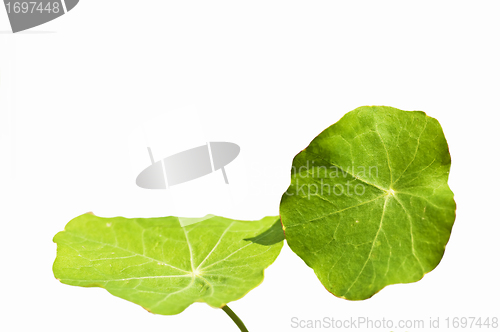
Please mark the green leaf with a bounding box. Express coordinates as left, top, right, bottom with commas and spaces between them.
53, 213, 283, 315
280, 106, 456, 300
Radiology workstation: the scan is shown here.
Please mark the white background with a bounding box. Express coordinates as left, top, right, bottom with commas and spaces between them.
1, 1, 499, 331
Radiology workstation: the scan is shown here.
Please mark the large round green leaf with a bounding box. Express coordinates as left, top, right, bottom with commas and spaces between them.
280, 106, 456, 300
53, 214, 283, 315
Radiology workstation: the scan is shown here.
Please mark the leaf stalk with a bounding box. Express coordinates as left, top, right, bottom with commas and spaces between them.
221, 305, 249, 332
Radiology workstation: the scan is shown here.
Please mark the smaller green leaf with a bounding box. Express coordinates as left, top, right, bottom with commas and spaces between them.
53, 214, 283, 315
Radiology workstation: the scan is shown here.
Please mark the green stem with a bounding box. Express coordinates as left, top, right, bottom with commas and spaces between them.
222, 305, 249, 332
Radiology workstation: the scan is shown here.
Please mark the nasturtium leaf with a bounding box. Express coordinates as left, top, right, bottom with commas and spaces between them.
280, 106, 456, 300
53, 214, 283, 315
